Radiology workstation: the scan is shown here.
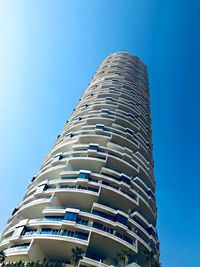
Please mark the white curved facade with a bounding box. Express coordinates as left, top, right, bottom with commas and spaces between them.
0, 52, 159, 266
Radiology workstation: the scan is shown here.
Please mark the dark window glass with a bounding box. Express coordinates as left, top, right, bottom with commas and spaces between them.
31, 177, 36, 182
92, 210, 114, 221
112, 79, 119, 83
123, 235, 132, 244
121, 175, 130, 185
44, 216, 64, 221
147, 227, 156, 238
12, 208, 18, 216
147, 189, 155, 201
88, 187, 98, 192
66, 132, 73, 138
96, 124, 104, 130
105, 97, 113, 101
102, 181, 110, 186
75, 231, 88, 240
126, 129, 134, 136
41, 228, 52, 234
88, 145, 98, 151
52, 154, 62, 162
101, 109, 109, 113
115, 214, 128, 226
93, 222, 103, 230
79, 172, 90, 179
128, 114, 135, 120
64, 212, 77, 221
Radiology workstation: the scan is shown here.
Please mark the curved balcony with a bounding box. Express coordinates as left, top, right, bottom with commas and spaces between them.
0, 53, 159, 265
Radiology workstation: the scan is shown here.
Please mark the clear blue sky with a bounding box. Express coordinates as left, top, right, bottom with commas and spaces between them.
0, 1, 199, 266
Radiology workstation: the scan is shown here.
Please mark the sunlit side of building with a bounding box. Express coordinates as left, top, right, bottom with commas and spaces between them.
0, 52, 159, 267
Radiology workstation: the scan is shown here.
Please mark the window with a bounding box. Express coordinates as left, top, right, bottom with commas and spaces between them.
101, 172, 120, 181
147, 189, 155, 201
76, 218, 88, 225
88, 187, 98, 192
41, 228, 52, 234
44, 216, 64, 221
64, 212, 77, 222
121, 175, 130, 185
66, 230, 74, 237
102, 181, 110, 186
31, 176, 36, 182
96, 124, 104, 130
147, 227, 156, 238
103, 226, 113, 234
51, 229, 59, 235
12, 208, 18, 216
115, 214, 128, 226
75, 231, 88, 240
126, 129, 134, 136
52, 154, 63, 163
79, 172, 90, 179
101, 109, 109, 114
11, 243, 30, 249
88, 145, 99, 151
105, 97, 113, 101
44, 185, 55, 191
93, 222, 103, 230
92, 210, 114, 221
115, 231, 123, 238
129, 101, 135, 106
123, 235, 133, 244
61, 176, 76, 180
65, 132, 73, 138
112, 79, 119, 83
60, 185, 75, 189
128, 113, 135, 120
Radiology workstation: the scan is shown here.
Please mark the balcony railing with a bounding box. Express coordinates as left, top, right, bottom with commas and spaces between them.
46, 185, 99, 193
27, 215, 134, 247
23, 229, 88, 241
4, 244, 30, 254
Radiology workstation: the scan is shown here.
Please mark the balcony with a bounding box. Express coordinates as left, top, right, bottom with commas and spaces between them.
23, 228, 89, 241
46, 184, 99, 193
4, 243, 30, 254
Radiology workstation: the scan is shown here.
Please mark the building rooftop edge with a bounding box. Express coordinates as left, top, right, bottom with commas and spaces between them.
106, 51, 147, 69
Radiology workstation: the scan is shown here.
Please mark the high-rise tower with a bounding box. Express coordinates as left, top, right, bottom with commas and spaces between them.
0, 52, 159, 267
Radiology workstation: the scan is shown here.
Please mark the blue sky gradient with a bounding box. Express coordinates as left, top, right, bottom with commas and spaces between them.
0, 1, 199, 266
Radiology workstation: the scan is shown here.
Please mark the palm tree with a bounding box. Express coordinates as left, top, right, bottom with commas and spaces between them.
0, 251, 6, 264
71, 247, 84, 267
142, 249, 156, 267
152, 261, 162, 267
117, 249, 129, 267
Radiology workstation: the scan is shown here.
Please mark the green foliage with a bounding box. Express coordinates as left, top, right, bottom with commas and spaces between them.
1, 261, 64, 267
71, 247, 84, 267
142, 249, 161, 267
152, 261, 162, 267
0, 251, 6, 263
117, 249, 130, 267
